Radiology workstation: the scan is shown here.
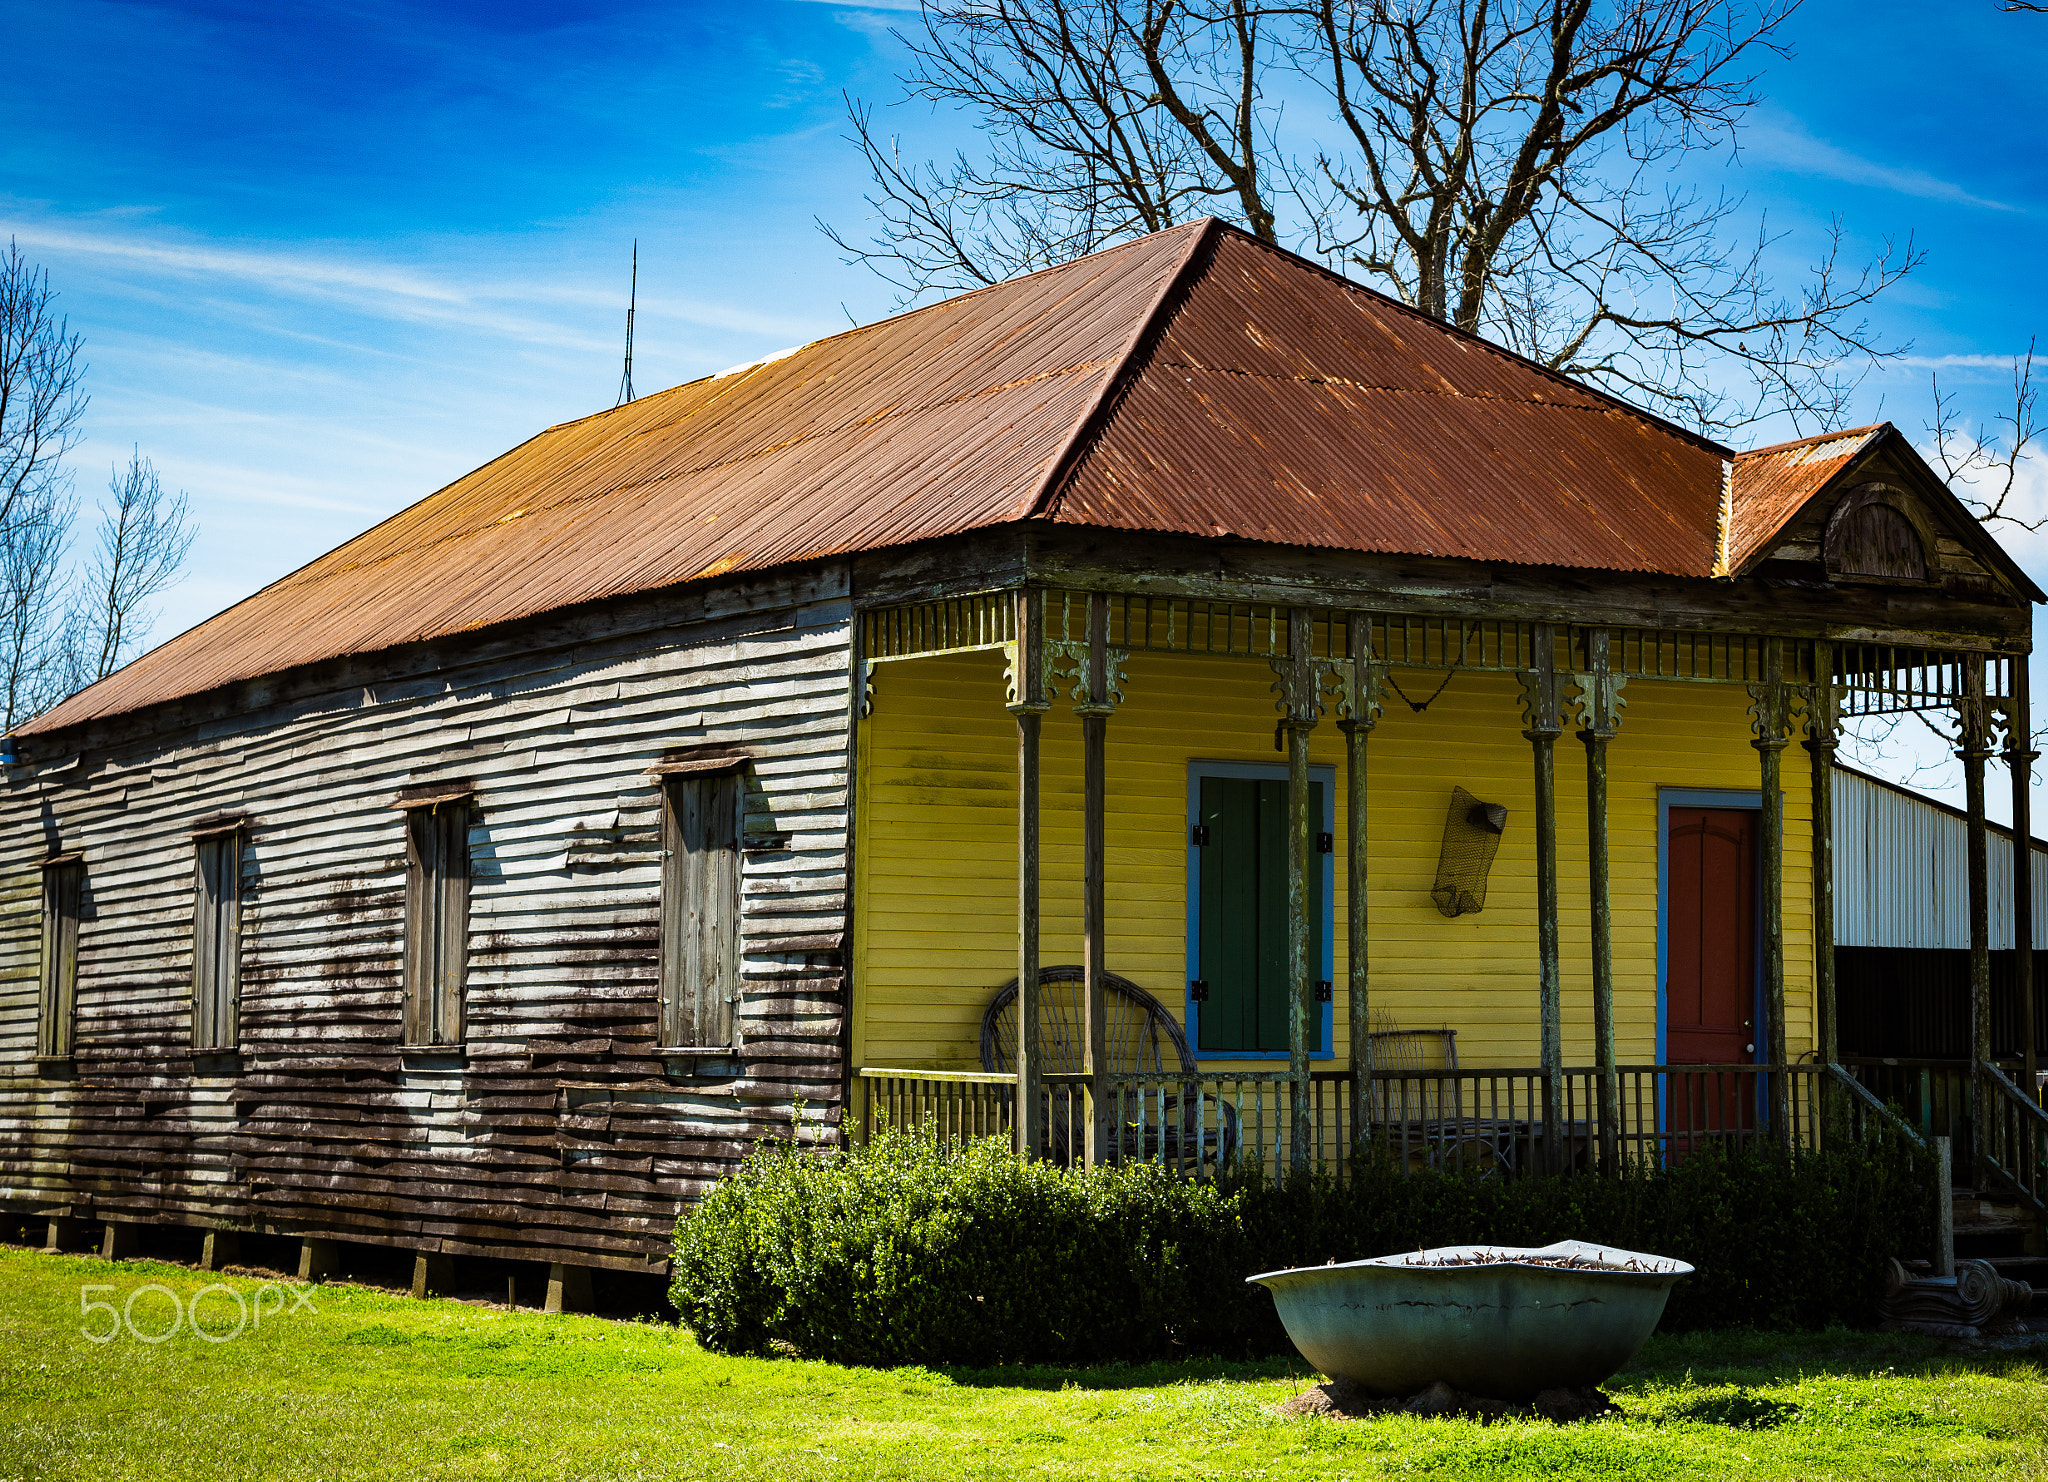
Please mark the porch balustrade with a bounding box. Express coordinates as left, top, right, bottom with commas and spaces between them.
852, 1063, 1855, 1178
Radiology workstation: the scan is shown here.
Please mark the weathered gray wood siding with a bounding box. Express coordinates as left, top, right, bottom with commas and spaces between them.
0, 569, 851, 1271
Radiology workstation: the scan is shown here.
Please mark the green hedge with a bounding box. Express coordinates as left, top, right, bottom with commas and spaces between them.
670, 1131, 1935, 1367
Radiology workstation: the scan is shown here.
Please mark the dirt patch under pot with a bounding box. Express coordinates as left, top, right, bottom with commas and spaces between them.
1277, 1377, 1620, 1424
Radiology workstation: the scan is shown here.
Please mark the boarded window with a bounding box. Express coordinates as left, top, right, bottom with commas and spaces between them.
37, 858, 82, 1059
1192, 774, 1325, 1056
1825, 489, 1928, 580
403, 804, 469, 1047
660, 771, 741, 1050
192, 833, 243, 1050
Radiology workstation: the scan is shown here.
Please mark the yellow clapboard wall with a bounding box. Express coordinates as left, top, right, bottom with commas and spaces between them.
853, 649, 1811, 1071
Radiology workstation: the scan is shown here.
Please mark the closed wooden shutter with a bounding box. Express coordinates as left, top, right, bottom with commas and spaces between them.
660, 771, 741, 1050
38, 860, 81, 1059
191, 833, 243, 1050
403, 804, 470, 1047
1194, 776, 1323, 1055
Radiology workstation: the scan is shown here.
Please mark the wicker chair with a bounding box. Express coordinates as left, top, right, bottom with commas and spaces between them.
981, 965, 1239, 1169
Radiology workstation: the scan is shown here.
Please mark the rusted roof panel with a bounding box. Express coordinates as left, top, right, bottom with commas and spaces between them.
26, 226, 1201, 734
1048, 231, 1729, 575
1725, 426, 1885, 571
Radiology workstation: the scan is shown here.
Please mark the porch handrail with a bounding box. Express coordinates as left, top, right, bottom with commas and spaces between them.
1826, 1061, 1927, 1152
857, 1067, 1017, 1085
1978, 1060, 2048, 1215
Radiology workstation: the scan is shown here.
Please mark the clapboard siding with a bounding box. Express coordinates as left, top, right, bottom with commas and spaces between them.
0, 571, 852, 1270
853, 648, 1812, 1073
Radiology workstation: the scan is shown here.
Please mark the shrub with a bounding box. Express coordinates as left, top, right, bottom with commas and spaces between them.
671, 1130, 1935, 1366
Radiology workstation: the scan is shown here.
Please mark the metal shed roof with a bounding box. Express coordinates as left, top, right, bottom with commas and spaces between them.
24, 218, 1978, 735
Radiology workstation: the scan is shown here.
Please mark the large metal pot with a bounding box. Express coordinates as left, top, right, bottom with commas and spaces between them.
1248, 1240, 1691, 1401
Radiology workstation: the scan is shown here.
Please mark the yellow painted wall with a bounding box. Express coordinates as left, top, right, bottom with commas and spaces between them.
853, 649, 1812, 1071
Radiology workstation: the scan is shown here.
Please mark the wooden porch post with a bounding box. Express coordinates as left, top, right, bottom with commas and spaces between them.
1804, 643, 1843, 1134
1340, 614, 1386, 1153
1748, 639, 1792, 1142
1961, 655, 1994, 1175
1518, 624, 1567, 1173
1009, 589, 1049, 1159
2006, 659, 2038, 1101
1577, 628, 1624, 1174
1077, 592, 1117, 1169
1278, 607, 1321, 1174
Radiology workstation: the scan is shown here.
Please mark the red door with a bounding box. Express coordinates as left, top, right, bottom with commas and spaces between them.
1666, 807, 1758, 1147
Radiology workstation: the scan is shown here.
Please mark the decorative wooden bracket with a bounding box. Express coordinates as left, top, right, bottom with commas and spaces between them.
1049, 640, 1129, 713
1263, 610, 1325, 750
858, 660, 878, 719
1747, 638, 1794, 753
1799, 676, 1844, 751
1003, 589, 1053, 716
1318, 615, 1386, 731
1572, 628, 1627, 742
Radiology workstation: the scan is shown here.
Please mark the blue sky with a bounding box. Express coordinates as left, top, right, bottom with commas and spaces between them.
5, 0, 2046, 808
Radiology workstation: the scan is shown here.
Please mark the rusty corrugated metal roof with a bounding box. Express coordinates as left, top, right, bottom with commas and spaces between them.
1725, 425, 1885, 571
1048, 229, 1731, 574
35, 218, 1931, 736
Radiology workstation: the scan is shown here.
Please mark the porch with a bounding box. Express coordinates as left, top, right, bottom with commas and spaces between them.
846, 588, 2043, 1189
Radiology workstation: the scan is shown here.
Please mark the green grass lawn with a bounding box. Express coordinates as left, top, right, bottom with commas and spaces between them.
2, 1246, 2045, 1480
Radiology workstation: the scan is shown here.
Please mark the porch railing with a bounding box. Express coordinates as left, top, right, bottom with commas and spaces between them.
1978, 1063, 2048, 1215
853, 1063, 1843, 1177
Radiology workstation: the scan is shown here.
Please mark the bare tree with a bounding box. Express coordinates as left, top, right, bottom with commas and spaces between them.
71, 449, 196, 686
1294, 1, 1916, 430
0, 239, 87, 535
830, 0, 1918, 435
0, 478, 75, 731
823, 0, 1279, 297
0, 246, 199, 728
1927, 343, 2042, 530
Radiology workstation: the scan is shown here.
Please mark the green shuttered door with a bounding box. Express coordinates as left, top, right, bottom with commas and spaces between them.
1196, 775, 1323, 1055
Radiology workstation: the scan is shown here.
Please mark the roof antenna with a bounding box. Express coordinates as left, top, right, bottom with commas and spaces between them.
615, 239, 638, 406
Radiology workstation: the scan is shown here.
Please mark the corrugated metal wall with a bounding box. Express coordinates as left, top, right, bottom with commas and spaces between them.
1833, 767, 2048, 949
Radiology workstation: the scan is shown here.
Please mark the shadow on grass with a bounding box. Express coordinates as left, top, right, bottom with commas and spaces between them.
914, 1326, 2048, 1398
935, 1352, 1317, 1392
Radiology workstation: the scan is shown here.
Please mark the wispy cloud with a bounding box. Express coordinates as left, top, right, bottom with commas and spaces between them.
10, 216, 837, 353
1894, 353, 2033, 371
783, 0, 926, 10
1744, 114, 2022, 213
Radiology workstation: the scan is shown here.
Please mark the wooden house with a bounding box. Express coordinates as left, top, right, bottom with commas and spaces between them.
2, 218, 2041, 1293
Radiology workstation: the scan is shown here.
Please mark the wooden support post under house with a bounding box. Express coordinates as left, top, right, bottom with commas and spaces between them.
1277, 607, 1321, 1173
1748, 640, 1792, 1143
1960, 655, 1994, 1176
298, 1237, 339, 1282
412, 1250, 454, 1300
545, 1261, 591, 1314
1340, 614, 1385, 1154
1008, 588, 1049, 1160
2006, 660, 2038, 1102
1518, 624, 1567, 1172
1077, 592, 1116, 1169
42, 1216, 80, 1253
101, 1220, 141, 1261
1577, 629, 1623, 1174
1804, 645, 1845, 1143
199, 1229, 240, 1272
